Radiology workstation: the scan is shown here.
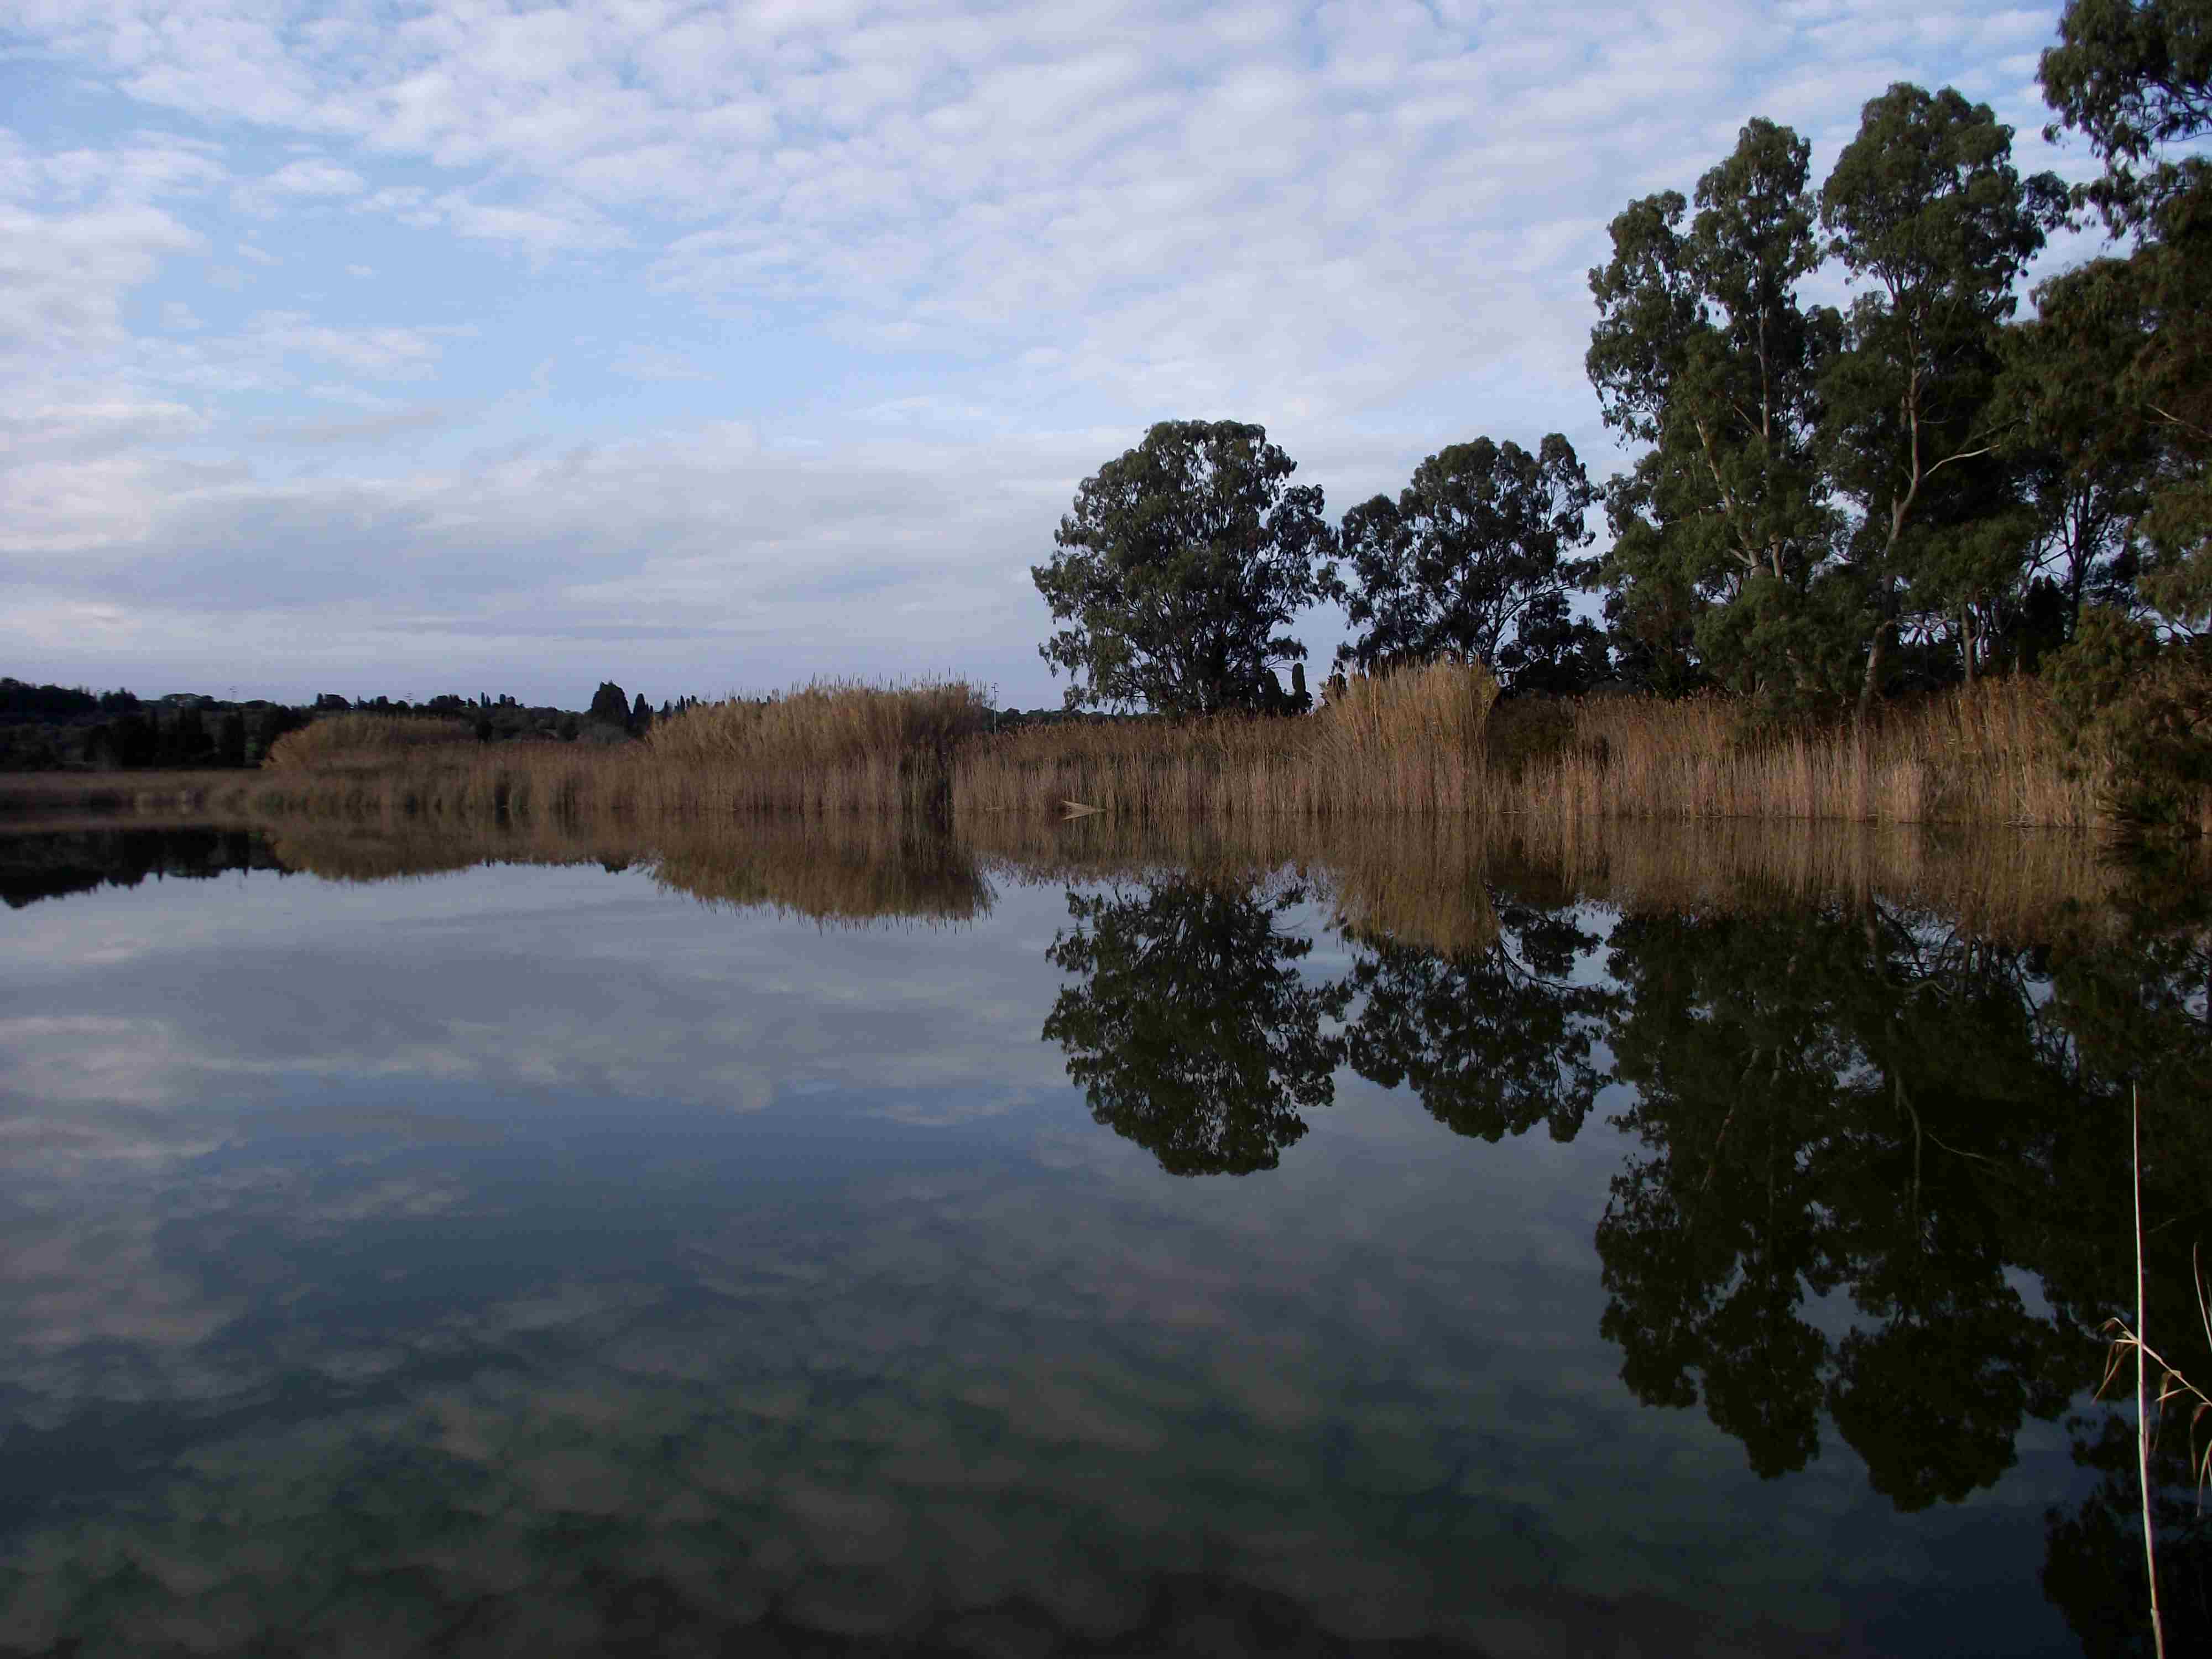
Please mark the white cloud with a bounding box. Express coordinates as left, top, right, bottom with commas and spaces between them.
232, 155, 366, 215
0, 0, 2097, 700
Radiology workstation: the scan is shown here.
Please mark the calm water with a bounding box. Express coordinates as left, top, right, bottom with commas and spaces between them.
1, 820, 2207, 1657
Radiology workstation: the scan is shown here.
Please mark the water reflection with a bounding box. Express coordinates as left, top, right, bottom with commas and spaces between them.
1043, 874, 1349, 1175
3, 815, 2210, 1653
1338, 875, 1611, 1146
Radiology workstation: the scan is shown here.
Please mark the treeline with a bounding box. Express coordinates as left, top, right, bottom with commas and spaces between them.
1033, 1, 2212, 831
0, 676, 708, 774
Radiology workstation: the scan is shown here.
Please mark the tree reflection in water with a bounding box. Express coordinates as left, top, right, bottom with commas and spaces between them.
1037, 847, 2212, 1647
1338, 880, 1614, 1145
12, 823, 2212, 1645
1596, 902, 2080, 1498
1042, 875, 1349, 1175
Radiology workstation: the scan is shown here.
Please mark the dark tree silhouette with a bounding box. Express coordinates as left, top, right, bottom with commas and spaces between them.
1339, 893, 1615, 1144
588, 681, 630, 725
1595, 902, 2088, 1494
1043, 874, 1349, 1175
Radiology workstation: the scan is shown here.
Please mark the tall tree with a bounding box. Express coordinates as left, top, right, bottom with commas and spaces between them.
2041, 0, 2212, 229
1817, 84, 2068, 715
2042, 1, 2212, 625
1995, 298, 2154, 648
1323, 435, 1599, 685
1587, 119, 1845, 700
587, 681, 630, 726
1033, 421, 1333, 715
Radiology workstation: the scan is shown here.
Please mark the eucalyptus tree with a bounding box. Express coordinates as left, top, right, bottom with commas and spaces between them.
1817, 84, 2068, 714
2017, 5, 2212, 828
1032, 420, 1333, 715
1995, 300, 2154, 648
1323, 435, 1599, 686
1586, 119, 1845, 701
2041, 0, 2212, 230
2040, 0, 2212, 631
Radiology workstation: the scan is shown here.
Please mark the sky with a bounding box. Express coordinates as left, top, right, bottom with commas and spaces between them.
2, 1, 2101, 711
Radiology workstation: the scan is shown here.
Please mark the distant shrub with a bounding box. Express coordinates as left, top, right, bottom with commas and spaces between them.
263, 714, 476, 770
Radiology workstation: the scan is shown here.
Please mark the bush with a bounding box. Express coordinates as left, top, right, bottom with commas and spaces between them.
263, 714, 477, 770
2048, 608, 2212, 836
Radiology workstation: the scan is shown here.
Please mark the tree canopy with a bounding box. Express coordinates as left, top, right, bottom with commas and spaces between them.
1324, 434, 1600, 686
1032, 421, 1333, 715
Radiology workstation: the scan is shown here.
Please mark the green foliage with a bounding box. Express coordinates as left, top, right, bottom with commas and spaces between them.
2041, 0, 2212, 227
2049, 607, 2212, 831
1995, 296, 2155, 643
1587, 119, 1843, 701
1323, 434, 1599, 686
1033, 420, 1332, 714
1819, 82, 2069, 709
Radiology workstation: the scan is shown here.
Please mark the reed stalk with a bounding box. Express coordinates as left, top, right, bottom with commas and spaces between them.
2099, 1092, 2212, 1659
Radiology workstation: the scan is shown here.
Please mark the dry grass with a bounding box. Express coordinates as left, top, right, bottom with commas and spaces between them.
953, 661, 1501, 820
953, 665, 2158, 830
643, 677, 992, 814
264, 713, 477, 770
239, 679, 997, 822
35, 666, 2207, 838
1507, 677, 2111, 832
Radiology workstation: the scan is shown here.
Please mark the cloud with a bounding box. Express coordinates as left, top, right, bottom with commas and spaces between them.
0, 0, 2095, 701
233, 155, 366, 216
250, 404, 452, 445
238, 311, 471, 379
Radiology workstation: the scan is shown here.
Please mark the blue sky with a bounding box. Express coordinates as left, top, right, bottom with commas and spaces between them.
3, 1, 2093, 709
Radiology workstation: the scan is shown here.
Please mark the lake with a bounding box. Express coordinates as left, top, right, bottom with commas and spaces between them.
1, 816, 2205, 1657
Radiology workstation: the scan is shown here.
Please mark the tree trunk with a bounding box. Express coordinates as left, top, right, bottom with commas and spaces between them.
1856, 618, 1890, 728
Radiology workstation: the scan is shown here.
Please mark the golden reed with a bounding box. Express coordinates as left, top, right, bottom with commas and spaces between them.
20, 665, 2203, 835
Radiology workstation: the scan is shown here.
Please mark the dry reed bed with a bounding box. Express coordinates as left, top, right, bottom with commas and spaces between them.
955, 671, 2135, 829
251, 679, 995, 822
98, 666, 2212, 835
